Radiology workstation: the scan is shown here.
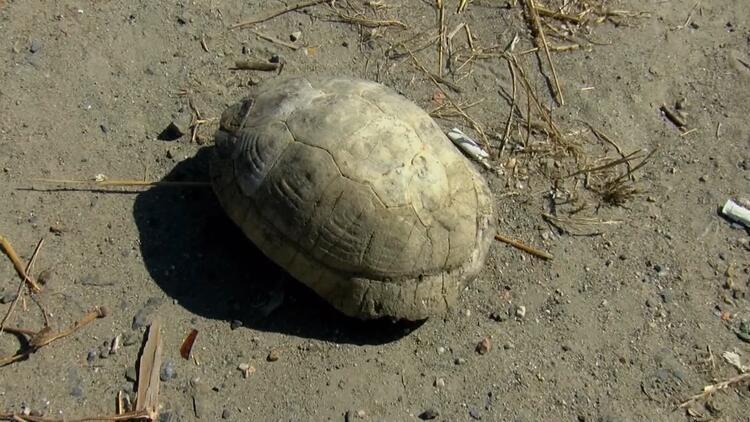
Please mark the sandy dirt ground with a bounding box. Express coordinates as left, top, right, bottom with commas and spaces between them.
1, 0, 749, 421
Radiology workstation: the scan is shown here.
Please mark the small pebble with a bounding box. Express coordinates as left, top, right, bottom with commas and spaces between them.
356, 410, 366, 418
660, 290, 673, 303
230, 320, 243, 330
267, 350, 280, 362
515, 305, 526, 318
0, 292, 18, 304
269, 53, 280, 63
454, 357, 466, 365
160, 361, 176, 381
237, 363, 256, 378
100, 124, 108, 134
489, 312, 507, 322
122, 333, 137, 347
698, 175, 708, 182
125, 366, 137, 382
290, 31, 302, 42
221, 409, 231, 419
476, 337, 492, 355
469, 409, 482, 420
38, 268, 54, 284
132, 297, 163, 329
418, 409, 439, 420
434, 378, 445, 388
436, 346, 446, 354
70, 385, 84, 398
160, 112, 192, 140
86, 350, 97, 363
29, 39, 42, 53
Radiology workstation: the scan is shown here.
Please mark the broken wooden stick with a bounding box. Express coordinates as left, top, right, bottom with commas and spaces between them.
136, 319, 163, 421
0, 237, 44, 334
495, 233, 554, 260
0, 306, 108, 367
0, 235, 42, 293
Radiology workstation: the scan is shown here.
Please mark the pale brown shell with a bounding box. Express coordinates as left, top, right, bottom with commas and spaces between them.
210, 77, 495, 320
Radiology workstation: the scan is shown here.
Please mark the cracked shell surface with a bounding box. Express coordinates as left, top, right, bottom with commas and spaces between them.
210, 76, 495, 320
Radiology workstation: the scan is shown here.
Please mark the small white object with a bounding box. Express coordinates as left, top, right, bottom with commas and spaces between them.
722, 351, 749, 372
109, 335, 121, 354
94, 174, 107, 182
722, 199, 750, 228
446, 128, 491, 169
515, 305, 526, 318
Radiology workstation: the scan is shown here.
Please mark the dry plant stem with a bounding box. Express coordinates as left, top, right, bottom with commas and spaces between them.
32, 178, 211, 188
566, 149, 644, 179
660, 104, 686, 128
32, 307, 107, 348
427, 71, 462, 93
534, 5, 583, 23
495, 233, 553, 260
436, 0, 445, 77
679, 128, 697, 137
506, 54, 562, 141
0, 409, 151, 422
581, 122, 632, 175
230, 0, 329, 29
0, 238, 44, 334
675, 0, 701, 30
0, 236, 42, 293
524, 0, 564, 106
498, 59, 518, 159
346, 17, 406, 28
251, 29, 299, 50
457, 0, 469, 13
0, 307, 107, 367
408, 51, 489, 151
677, 372, 750, 410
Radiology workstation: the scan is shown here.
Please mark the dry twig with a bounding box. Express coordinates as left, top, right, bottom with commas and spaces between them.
230, 0, 329, 29
0, 238, 44, 334
677, 372, 750, 410
495, 233, 553, 260
0, 236, 42, 293
250, 29, 299, 50
523, 0, 564, 105
0, 306, 108, 367
31, 178, 211, 189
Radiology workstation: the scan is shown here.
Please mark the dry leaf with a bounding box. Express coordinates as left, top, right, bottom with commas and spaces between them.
180, 329, 198, 360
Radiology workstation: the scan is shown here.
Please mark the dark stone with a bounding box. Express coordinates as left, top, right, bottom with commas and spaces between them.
30, 39, 42, 53
418, 409, 439, 420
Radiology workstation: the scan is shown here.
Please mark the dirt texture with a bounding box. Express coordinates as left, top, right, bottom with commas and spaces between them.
1, 1, 749, 421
